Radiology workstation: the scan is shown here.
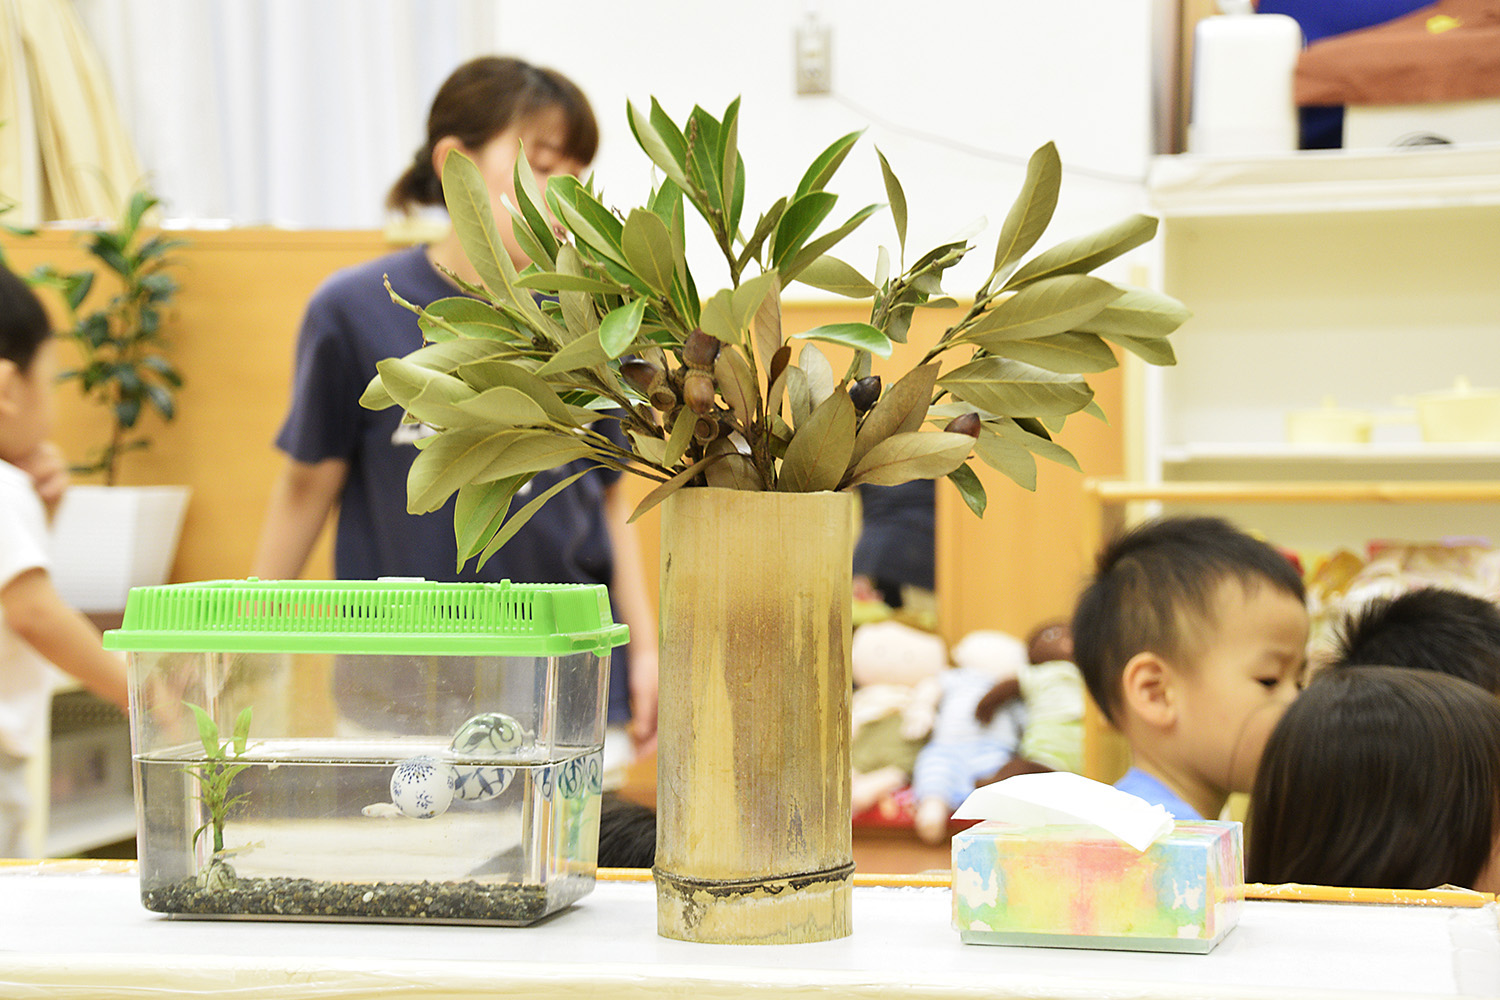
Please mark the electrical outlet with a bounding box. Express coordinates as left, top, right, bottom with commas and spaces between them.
795, 21, 831, 95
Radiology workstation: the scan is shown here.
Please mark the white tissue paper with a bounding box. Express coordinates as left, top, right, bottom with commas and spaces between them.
953, 771, 1173, 852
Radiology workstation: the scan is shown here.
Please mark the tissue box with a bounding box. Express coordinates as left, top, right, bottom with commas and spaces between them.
952, 820, 1243, 953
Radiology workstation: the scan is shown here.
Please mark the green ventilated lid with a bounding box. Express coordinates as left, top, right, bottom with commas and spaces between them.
103, 578, 629, 656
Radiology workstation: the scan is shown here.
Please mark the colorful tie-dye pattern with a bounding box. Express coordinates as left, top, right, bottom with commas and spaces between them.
952, 820, 1243, 953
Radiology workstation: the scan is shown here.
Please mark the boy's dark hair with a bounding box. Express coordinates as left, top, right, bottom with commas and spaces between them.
1248, 665, 1500, 890
1072, 516, 1305, 725
0, 262, 51, 370
1330, 587, 1500, 695
597, 793, 656, 869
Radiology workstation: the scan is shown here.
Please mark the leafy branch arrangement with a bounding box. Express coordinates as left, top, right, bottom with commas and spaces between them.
183, 702, 253, 857
28, 191, 185, 484
362, 100, 1188, 568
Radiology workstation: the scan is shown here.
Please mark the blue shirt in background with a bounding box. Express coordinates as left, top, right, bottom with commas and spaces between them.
1114, 767, 1203, 821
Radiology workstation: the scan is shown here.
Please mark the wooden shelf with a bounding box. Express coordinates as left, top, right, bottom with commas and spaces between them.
1086, 480, 1500, 506
1162, 442, 1500, 466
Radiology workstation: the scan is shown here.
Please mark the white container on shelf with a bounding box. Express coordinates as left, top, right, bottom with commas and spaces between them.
1189, 1, 1302, 156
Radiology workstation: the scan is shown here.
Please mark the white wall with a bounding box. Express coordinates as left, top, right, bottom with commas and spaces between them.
77, 0, 1159, 292
498, 0, 1157, 292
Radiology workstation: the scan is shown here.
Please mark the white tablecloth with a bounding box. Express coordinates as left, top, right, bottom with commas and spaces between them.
0, 866, 1496, 998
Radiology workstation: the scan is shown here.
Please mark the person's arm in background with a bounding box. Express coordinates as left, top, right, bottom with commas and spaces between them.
603, 479, 658, 757
252, 457, 348, 580
3, 568, 128, 712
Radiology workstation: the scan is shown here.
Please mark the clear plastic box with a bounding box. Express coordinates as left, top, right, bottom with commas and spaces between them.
105, 578, 627, 924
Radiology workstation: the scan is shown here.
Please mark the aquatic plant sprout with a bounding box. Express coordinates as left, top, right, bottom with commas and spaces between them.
182, 702, 253, 856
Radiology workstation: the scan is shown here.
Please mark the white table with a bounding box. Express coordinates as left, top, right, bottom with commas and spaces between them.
1, 864, 1496, 998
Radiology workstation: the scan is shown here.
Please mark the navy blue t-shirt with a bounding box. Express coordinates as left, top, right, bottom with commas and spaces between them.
276, 245, 632, 721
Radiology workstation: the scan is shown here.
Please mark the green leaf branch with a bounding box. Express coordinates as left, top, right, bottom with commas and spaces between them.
363, 100, 1189, 570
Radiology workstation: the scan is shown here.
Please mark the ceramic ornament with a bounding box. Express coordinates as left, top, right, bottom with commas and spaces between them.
450, 712, 528, 756
389, 755, 456, 819
452, 764, 515, 801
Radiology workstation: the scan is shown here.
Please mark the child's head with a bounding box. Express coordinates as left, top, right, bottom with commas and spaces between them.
1073, 516, 1308, 803
1329, 587, 1500, 695
1248, 665, 1500, 892
387, 56, 597, 269
0, 263, 57, 464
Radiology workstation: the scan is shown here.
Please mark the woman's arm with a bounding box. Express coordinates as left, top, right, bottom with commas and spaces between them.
252, 457, 349, 580
603, 480, 658, 756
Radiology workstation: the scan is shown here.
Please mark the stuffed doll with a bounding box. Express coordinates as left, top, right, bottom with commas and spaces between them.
849, 620, 947, 813
973, 621, 1086, 785
909, 629, 1029, 844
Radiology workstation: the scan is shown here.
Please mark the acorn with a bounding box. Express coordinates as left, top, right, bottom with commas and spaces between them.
683, 328, 721, 371
945, 412, 982, 438
691, 415, 720, 445
682, 370, 716, 416
621, 359, 678, 411
849, 375, 882, 413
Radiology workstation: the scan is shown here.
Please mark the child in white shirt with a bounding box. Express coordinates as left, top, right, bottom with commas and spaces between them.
0, 263, 128, 857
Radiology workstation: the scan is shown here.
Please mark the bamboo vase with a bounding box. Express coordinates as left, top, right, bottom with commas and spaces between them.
655, 487, 855, 943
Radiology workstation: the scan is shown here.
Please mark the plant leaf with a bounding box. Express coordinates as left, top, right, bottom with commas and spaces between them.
512, 143, 560, 266
699, 287, 741, 345
963, 275, 1124, 344
547, 175, 628, 269
455, 385, 555, 427
989, 416, 1081, 471
974, 431, 1038, 490
778, 388, 856, 493
751, 274, 783, 374
783, 203, 882, 284
939, 357, 1094, 418
628, 101, 694, 194
851, 362, 940, 466
423, 297, 521, 342
442, 152, 527, 309
845, 430, 974, 487
372, 357, 473, 414
798, 343, 834, 408
185, 702, 220, 759
947, 463, 987, 516
794, 255, 877, 298
598, 298, 648, 359
795, 129, 863, 199
473, 467, 596, 568
1101, 331, 1177, 366
875, 148, 907, 253
785, 365, 812, 429
714, 349, 758, 429
455, 476, 527, 565
703, 440, 765, 491
534, 328, 612, 376
231, 707, 252, 755
720, 97, 741, 234
1006, 213, 1158, 289
453, 361, 581, 427
628, 454, 729, 522
622, 208, 676, 296
980, 332, 1119, 374
515, 272, 621, 295
988, 142, 1061, 290
739, 196, 788, 272
407, 429, 593, 513
731, 271, 779, 336
771, 191, 837, 269
792, 322, 892, 359
1073, 286, 1191, 339
664, 406, 695, 467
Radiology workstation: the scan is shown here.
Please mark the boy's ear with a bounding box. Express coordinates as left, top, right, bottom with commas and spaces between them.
0, 359, 22, 416
1121, 651, 1177, 731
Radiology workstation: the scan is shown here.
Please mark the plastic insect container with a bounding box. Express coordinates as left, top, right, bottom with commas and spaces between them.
105, 578, 628, 924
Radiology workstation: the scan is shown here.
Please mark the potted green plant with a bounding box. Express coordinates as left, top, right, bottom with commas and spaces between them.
364, 99, 1187, 944
27, 190, 190, 612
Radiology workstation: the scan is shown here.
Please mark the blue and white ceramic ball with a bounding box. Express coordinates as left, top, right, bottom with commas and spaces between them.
450, 712, 527, 757
389, 755, 456, 819
452, 764, 515, 801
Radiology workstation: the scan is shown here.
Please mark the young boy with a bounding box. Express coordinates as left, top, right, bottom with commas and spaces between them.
1329, 587, 1500, 695
0, 263, 129, 857
1072, 516, 1308, 820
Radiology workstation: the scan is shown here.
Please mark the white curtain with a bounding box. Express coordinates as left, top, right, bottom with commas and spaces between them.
2, 0, 142, 224
72, 0, 499, 227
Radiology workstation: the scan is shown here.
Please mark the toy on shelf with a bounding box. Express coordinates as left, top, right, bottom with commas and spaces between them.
849, 620, 947, 815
